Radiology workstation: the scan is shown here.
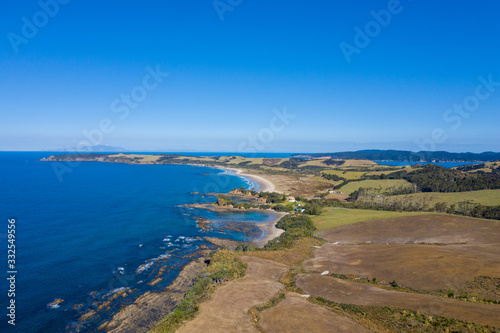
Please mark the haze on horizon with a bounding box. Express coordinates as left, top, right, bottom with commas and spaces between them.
1, 1, 499, 153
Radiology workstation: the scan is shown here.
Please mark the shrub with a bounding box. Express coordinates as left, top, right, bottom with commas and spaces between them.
264, 215, 316, 250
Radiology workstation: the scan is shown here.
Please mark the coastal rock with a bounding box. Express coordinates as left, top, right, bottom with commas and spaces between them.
103, 255, 210, 333
72, 303, 84, 311
204, 237, 244, 250
196, 217, 214, 232
79, 310, 96, 322
229, 188, 244, 195
47, 298, 64, 309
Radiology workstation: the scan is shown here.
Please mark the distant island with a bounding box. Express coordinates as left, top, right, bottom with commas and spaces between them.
293, 150, 500, 162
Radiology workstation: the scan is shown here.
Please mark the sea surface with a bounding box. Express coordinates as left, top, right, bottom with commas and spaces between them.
0, 152, 276, 332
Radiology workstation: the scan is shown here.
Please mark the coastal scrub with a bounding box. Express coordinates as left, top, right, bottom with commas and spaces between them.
149, 250, 246, 333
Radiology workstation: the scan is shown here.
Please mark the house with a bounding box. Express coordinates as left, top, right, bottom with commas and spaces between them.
313, 196, 321, 200
287, 196, 296, 203
296, 203, 303, 207
258, 197, 267, 204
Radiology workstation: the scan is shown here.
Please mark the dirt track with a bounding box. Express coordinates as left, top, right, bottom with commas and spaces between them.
177, 256, 287, 333
296, 274, 500, 328
259, 292, 371, 333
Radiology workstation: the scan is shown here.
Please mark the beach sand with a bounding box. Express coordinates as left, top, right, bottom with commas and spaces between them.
216, 168, 285, 246
219, 167, 278, 193
253, 211, 287, 247
192, 165, 286, 247
187, 203, 286, 249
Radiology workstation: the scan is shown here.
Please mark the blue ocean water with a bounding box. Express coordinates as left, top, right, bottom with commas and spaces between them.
0, 152, 274, 332
375, 161, 481, 168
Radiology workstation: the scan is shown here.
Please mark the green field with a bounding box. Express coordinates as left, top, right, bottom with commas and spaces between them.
312, 208, 432, 230
321, 170, 366, 180
297, 160, 328, 168
339, 179, 412, 194
387, 189, 500, 207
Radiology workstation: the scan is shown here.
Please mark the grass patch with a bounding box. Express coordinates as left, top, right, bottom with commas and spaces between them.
387, 189, 500, 207
339, 179, 412, 194
263, 215, 317, 250
312, 297, 498, 332
248, 290, 287, 331
322, 169, 366, 180
255, 291, 286, 311
312, 208, 432, 230
246, 237, 322, 266
149, 250, 246, 333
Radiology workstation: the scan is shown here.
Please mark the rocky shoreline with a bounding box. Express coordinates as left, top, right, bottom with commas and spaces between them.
41, 153, 285, 331
100, 252, 210, 333
187, 202, 286, 248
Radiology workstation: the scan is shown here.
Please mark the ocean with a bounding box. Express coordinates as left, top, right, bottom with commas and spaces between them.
0, 152, 277, 332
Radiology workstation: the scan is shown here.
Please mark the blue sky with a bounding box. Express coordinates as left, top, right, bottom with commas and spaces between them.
1, 0, 499, 152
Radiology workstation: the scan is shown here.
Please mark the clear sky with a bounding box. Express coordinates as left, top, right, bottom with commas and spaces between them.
1, 0, 499, 153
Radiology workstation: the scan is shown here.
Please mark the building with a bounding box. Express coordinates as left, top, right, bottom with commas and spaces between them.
287, 196, 296, 202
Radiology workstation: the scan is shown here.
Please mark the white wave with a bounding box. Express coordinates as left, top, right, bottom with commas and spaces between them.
135, 254, 171, 274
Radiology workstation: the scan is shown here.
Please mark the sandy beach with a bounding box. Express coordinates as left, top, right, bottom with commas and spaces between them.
219, 167, 277, 193
215, 168, 285, 246
186, 203, 286, 248
253, 211, 287, 247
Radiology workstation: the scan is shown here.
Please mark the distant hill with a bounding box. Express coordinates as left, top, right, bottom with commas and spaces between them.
293, 150, 500, 162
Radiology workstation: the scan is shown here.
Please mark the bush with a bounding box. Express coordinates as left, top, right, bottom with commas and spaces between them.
235, 243, 256, 252
207, 250, 247, 280
303, 203, 322, 215
273, 204, 293, 212
151, 250, 247, 332
264, 215, 316, 250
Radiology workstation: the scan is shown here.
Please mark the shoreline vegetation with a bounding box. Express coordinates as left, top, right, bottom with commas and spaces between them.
41, 153, 500, 332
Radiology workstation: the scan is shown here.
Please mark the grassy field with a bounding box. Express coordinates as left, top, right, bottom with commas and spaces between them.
339, 179, 412, 194
297, 160, 327, 168
307, 176, 337, 184
363, 166, 410, 176
340, 159, 376, 166
321, 169, 366, 180
452, 161, 500, 173
387, 189, 500, 206
312, 208, 431, 230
